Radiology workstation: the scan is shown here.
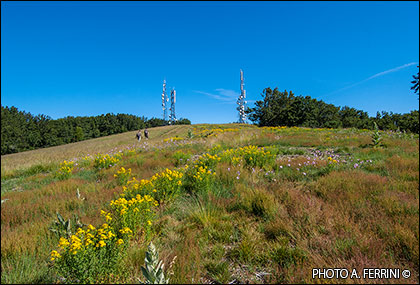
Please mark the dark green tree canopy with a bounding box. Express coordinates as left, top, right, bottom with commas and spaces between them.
246, 87, 418, 134
1, 106, 191, 155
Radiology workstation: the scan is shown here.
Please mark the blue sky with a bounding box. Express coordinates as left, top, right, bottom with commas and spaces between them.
1, 1, 419, 124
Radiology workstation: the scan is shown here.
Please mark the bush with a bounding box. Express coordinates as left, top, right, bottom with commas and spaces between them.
93, 153, 121, 170
114, 167, 132, 186
50, 223, 130, 283
108, 194, 158, 237
183, 165, 217, 194
150, 168, 184, 203
55, 160, 74, 180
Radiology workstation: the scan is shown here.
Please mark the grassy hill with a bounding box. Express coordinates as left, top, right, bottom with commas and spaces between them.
1, 124, 418, 284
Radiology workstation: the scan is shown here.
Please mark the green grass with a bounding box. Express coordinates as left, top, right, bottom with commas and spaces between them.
1, 124, 418, 284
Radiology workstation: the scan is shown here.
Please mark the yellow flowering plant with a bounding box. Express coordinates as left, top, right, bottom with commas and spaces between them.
149, 168, 184, 203
109, 194, 158, 237
50, 223, 129, 283
122, 177, 155, 199
219, 145, 276, 169
194, 153, 221, 170
192, 127, 239, 138
114, 167, 132, 186
238, 145, 276, 169
93, 153, 122, 170
163, 136, 184, 142
55, 160, 74, 180
79, 155, 93, 168
183, 164, 217, 194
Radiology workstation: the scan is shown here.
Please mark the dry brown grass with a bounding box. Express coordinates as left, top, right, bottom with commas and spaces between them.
1, 125, 192, 176
1, 125, 418, 284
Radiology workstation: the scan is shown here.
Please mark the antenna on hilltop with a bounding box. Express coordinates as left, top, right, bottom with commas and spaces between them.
162, 79, 168, 122
169, 88, 177, 124
237, 69, 247, 123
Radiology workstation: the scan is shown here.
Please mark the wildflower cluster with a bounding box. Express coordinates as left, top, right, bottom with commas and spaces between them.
275, 149, 376, 181
184, 164, 217, 193
237, 145, 275, 168
207, 144, 223, 155
55, 160, 74, 180
50, 223, 128, 283
262, 126, 336, 134
261, 126, 288, 132
78, 154, 93, 167
109, 194, 157, 235
194, 153, 221, 169
193, 127, 239, 138
120, 169, 184, 204
326, 156, 339, 170
123, 148, 137, 157
220, 145, 275, 169
150, 169, 184, 203
310, 149, 374, 171
114, 167, 132, 185
163, 136, 184, 142
93, 153, 122, 170
122, 178, 155, 199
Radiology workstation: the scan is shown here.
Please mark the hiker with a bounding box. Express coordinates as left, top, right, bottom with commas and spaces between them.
136, 130, 142, 142
144, 128, 149, 140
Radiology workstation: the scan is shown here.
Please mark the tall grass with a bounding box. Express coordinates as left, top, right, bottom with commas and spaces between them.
1, 124, 418, 284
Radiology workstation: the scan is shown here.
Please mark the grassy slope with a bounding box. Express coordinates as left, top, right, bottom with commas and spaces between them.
1, 124, 190, 176
1, 124, 419, 284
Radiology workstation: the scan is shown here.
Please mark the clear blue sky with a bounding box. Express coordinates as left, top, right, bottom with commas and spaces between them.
1, 1, 419, 124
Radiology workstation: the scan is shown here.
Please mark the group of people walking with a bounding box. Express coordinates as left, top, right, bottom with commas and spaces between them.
136, 128, 149, 142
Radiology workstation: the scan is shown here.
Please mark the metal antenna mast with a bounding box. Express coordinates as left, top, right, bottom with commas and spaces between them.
162, 79, 168, 121
237, 69, 247, 123
169, 88, 177, 124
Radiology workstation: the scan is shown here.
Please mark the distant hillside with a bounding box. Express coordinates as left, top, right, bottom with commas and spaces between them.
1, 105, 191, 155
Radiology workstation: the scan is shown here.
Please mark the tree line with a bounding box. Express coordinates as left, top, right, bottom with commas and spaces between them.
246, 88, 419, 133
1, 105, 191, 155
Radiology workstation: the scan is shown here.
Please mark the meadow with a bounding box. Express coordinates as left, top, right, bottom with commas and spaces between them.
1, 123, 418, 284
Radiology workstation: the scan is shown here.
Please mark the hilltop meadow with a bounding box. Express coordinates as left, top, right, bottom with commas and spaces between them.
1, 124, 419, 284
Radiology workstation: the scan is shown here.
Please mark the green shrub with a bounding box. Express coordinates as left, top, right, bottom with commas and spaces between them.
50, 223, 130, 283
55, 160, 74, 180
114, 167, 132, 186
93, 153, 121, 170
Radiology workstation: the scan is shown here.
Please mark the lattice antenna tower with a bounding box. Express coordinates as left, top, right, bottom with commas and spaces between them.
169, 88, 177, 124
237, 69, 247, 123
161, 79, 169, 122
